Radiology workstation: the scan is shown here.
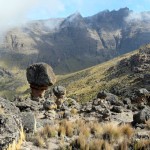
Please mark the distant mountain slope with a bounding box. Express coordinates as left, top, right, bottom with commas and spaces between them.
1, 8, 150, 74
0, 66, 28, 100
57, 44, 150, 102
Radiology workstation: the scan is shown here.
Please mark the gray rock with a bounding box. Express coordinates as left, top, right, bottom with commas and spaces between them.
67, 98, 80, 110
123, 98, 131, 105
53, 86, 66, 98
43, 100, 56, 110
97, 90, 107, 99
133, 107, 150, 124
136, 88, 149, 97
0, 97, 22, 150
20, 112, 36, 133
15, 98, 41, 112
106, 93, 123, 106
26, 62, 56, 86
111, 106, 122, 113
63, 110, 71, 119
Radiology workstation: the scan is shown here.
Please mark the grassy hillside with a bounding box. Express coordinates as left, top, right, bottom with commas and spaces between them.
0, 63, 29, 100
56, 49, 144, 103
1, 44, 150, 102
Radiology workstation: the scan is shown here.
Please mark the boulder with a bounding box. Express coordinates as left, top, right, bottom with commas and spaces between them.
123, 98, 131, 105
133, 107, 150, 124
106, 93, 123, 106
97, 90, 107, 99
53, 86, 66, 98
135, 88, 149, 97
26, 62, 56, 86
0, 97, 23, 150
43, 100, 57, 110
111, 106, 122, 113
26, 63, 56, 100
20, 112, 36, 133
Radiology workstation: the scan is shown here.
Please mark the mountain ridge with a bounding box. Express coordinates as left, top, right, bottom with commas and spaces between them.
1, 8, 150, 74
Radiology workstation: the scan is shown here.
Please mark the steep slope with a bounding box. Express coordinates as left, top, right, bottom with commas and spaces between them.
1, 8, 150, 74
0, 65, 28, 100
57, 44, 150, 102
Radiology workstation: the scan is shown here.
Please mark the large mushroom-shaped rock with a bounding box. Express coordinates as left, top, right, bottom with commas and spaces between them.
26, 63, 56, 101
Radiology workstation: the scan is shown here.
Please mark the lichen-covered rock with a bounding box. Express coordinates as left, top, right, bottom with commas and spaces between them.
26, 62, 56, 86
53, 86, 66, 98
43, 100, 57, 110
20, 112, 36, 133
0, 97, 23, 150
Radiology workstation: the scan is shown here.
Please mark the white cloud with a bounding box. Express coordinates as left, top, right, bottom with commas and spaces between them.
125, 11, 150, 22
0, 0, 65, 35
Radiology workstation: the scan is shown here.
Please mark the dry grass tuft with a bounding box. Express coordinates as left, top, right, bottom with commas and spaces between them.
33, 135, 46, 148
71, 108, 78, 115
90, 122, 103, 137
89, 139, 104, 150
58, 120, 75, 137
102, 122, 123, 143
119, 139, 128, 150
134, 139, 150, 150
145, 120, 150, 129
79, 124, 91, 139
7, 126, 25, 150
0, 107, 4, 114
41, 124, 57, 138
77, 133, 88, 150
120, 124, 134, 138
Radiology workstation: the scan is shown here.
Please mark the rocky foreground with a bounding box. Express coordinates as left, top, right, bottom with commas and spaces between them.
0, 45, 150, 150
0, 85, 150, 150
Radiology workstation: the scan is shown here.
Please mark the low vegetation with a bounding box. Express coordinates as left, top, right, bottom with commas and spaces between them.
57, 50, 138, 102
29, 119, 150, 150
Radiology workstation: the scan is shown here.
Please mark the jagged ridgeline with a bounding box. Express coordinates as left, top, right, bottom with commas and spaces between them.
1, 8, 150, 74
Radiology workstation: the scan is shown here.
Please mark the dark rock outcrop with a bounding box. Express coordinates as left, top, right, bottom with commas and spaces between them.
133, 107, 150, 124
26, 62, 56, 86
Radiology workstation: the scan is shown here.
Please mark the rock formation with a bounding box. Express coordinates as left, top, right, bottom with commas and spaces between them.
26, 62, 56, 101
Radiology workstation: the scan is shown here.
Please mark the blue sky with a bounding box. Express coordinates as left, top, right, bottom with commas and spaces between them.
28, 0, 150, 19
0, 0, 150, 33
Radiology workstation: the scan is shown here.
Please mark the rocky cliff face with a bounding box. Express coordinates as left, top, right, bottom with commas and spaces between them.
1, 8, 150, 73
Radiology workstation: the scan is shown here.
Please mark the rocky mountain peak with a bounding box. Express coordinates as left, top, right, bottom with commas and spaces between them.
86, 7, 131, 29
60, 12, 86, 28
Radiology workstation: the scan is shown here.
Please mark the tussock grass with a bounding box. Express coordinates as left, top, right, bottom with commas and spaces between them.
0, 107, 4, 114
70, 108, 78, 115
79, 124, 91, 139
90, 121, 103, 137
41, 125, 57, 138
120, 124, 134, 138
134, 139, 150, 150
145, 120, 150, 129
102, 122, 123, 143
31, 120, 150, 150
7, 126, 25, 150
33, 135, 46, 148
77, 133, 88, 150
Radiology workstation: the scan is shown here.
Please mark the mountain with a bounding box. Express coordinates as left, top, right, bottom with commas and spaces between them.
57, 44, 150, 102
0, 67, 28, 99
1, 8, 150, 74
